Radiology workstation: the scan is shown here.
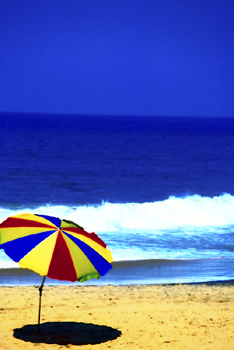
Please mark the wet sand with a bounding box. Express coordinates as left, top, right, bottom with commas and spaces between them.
1, 283, 234, 349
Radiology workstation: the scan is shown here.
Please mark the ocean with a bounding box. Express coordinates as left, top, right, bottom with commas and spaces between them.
0, 113, 234, 285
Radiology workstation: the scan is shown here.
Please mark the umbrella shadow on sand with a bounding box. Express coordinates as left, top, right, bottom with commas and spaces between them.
13, 321, 122, 346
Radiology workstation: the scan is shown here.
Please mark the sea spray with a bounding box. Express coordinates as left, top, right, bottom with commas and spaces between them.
1, 194, 234, 232
31, 194, 234, 232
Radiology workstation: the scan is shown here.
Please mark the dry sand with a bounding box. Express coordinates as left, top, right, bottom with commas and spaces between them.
0, 283, 234, 350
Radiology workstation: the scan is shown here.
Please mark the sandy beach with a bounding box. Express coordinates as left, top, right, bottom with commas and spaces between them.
0, 283, 234, 350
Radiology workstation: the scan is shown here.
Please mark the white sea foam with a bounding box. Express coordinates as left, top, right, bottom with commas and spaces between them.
0, 194, 234, 233
63, 193, 234, 232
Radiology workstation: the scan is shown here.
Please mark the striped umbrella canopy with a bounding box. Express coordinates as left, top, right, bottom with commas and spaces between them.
0, 213, 113, 327
0, 213, 113, 282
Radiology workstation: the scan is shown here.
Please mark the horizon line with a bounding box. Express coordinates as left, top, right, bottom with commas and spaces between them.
0, 111, 233, 119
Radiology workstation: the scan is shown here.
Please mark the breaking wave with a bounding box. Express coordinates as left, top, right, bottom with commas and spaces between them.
0, 194, 234, 233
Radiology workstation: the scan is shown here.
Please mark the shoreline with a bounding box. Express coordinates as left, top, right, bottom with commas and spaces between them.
1, 283, 234, 349
0, 257, 233, 286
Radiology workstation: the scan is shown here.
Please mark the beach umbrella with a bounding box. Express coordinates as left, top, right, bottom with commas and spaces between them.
0, 213, 113, 327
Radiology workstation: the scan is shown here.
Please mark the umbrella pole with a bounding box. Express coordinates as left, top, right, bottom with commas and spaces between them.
38, 276, 46, 331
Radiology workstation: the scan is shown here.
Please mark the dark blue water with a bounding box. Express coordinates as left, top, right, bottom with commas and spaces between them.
1, 113, 234, 284
1, 113, 234, 207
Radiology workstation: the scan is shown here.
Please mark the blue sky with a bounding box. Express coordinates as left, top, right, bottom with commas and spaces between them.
1, 0, 234, 117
